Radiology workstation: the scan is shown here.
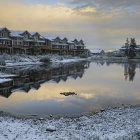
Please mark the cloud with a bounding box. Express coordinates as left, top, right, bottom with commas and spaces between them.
0, 0, 140, 50
69, 0, 140, 10
56, 3, 65, 6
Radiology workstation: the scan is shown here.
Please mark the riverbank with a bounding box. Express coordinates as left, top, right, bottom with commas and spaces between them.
0, 106, 140, 140
0, 54, 140, 68
0, 54, 89, 84
0, 54, 88, 67
0, 105, 140, 140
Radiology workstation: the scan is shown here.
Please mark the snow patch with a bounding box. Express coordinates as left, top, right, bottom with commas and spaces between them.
0, 106, 139, 140
0, 78, 12, 83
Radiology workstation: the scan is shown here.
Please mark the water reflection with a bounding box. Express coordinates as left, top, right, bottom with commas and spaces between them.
0, 60, 140, 115
92, 60, 140, 82
124, 63, 136, 81
0, 61, 90, 98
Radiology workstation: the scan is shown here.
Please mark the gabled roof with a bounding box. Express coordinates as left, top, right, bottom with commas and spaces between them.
10, 30, 31, 38
0, 27, 6, 31
44, 36, 56, 41
20, 30, 31, 35
68, 38, 81, 43
30, 32, 40, 36
62, 37, 68, 41
40, 35, 45, 39
68, 38, 75, 43
79, 39, 84, 43
55, 36, 61, 40
0, 27, 10, 32
10, 30, 25, 38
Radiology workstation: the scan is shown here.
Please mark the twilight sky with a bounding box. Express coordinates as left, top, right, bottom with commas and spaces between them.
0, 0, 140, 50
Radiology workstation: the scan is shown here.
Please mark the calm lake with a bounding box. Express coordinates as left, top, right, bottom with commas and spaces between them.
0, 60, 140, 115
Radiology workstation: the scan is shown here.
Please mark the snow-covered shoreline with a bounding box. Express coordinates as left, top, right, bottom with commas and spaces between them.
0, 54, 140, 68
0, 54, 89, 67
0, 105, 140, 140
0, 54, 89, 84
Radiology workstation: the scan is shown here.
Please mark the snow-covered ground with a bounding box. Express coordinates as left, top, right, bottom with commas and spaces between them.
0, 54, 88, 67
0, 78, 12, 83
90, 55, 128, 62
0, 73, 16, 78
0, 54, 140, 68
0, 106, 140, 140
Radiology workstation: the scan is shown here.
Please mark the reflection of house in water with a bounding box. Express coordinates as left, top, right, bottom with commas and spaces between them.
0, 80, 13, 98
124, 63, 136, 81
0, 61, 90, 98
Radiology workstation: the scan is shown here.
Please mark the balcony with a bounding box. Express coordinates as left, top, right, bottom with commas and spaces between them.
0, 44, 11, 48
41, 45, 52, 50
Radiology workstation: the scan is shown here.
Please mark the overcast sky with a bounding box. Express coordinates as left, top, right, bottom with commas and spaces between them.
0, 0, 140, 50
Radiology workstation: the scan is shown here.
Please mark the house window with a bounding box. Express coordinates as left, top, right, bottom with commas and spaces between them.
24, 42, 29, 46
4, 33, 7, 37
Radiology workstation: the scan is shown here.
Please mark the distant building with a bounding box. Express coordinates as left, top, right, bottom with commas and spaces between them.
0, 27, 89, 56
90, 49, 104, 55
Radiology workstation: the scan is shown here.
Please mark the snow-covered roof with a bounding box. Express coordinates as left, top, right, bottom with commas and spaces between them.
10, 30, 25, 38
24, 39, 33, 42
120, 46, 127, 50
30, 32, 36, 36
0, 27, 11, 32
40, 36, 45, 39
59, 37, 64, 40
0, 27, 6, 31
68, 38, 81, 43
38, 40, 45, 43
68, 38, 78, 43
68, 39, 74, 42
0, 37, 11, 40
45, 36, 56, 41
91, 49, 104, 54
30, 32, 41, 36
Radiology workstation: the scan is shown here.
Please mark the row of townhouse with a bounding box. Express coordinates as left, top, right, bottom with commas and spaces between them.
0, 27, 89, 56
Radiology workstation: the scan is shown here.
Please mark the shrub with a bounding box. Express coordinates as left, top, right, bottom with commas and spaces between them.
0, 60, 6, 66
40, 57, 51, 63
59, 57, 63, 60
80, 54, 88, 58
115, 54, 124, 57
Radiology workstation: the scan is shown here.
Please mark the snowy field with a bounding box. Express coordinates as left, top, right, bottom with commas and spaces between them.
0, 106, 140, 140
0, 54, 87, 67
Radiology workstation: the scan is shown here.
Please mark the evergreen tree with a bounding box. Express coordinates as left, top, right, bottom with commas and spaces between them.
33, 41, 41, 55
124, 38, 129, 56
125, 38, 136, 58
129, 38, 136, 58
